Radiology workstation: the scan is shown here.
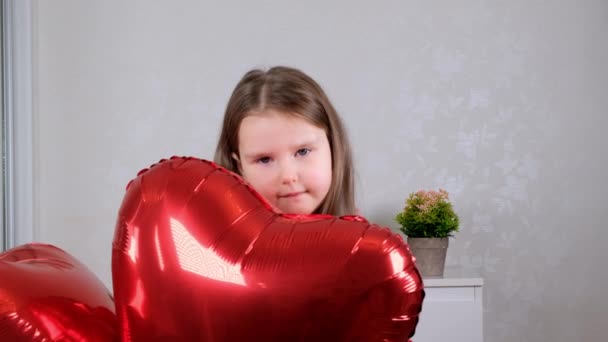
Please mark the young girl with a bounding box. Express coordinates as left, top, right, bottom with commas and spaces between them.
214, 66, 356, 216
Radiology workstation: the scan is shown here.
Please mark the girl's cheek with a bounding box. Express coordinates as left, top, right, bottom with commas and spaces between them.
251, 170, 276, 189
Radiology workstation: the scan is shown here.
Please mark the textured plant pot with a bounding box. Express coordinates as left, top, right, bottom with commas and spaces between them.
407, 237, 449, 277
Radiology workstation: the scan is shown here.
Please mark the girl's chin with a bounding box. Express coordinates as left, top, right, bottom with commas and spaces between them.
275, 204, 314, 215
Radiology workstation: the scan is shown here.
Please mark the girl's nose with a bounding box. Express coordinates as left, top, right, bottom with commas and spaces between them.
282, 174, 297, 184
280, 163, 298, 184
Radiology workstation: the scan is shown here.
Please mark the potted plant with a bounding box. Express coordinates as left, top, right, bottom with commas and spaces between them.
395, 188, 459, 277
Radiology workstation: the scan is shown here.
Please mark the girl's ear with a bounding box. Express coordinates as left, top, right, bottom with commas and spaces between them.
231, 152, 242, 173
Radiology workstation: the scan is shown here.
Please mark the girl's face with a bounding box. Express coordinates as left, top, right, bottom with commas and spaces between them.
234, 109, 333, 215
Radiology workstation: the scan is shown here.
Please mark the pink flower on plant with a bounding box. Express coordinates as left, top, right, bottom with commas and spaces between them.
412, 188, 450, 214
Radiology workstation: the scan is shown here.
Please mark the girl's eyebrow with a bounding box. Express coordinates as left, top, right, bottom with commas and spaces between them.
290, 138, 320, 150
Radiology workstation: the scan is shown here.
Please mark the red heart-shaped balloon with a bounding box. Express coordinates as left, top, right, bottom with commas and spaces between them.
0, 243, 117, 341
112, 157, 424, 341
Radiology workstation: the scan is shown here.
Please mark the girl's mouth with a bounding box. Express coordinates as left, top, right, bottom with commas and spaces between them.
280, 191, 305, 198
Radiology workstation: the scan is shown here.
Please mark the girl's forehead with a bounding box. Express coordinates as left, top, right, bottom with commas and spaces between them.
238, 111, 327, 154
241, 110, 320, 134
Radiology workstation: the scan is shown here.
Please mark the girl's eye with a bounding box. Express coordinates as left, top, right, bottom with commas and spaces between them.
256, 156, 272, 164
296, 148, 311, 157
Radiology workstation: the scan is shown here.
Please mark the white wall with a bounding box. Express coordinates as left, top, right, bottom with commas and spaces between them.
31, 1, 607, 341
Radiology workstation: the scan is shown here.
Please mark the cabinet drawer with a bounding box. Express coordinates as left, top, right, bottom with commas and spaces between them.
414, 286, 483, 342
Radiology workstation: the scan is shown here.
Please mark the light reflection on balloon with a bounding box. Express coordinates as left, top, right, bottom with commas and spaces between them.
154, 226, 166, 271
390, 248, 406, 274
170, 217, 246, 286
130, 280, 146, 319
127, 226, 140, 264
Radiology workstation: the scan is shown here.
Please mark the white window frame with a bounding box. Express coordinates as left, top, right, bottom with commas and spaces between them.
2, 0, 34, 250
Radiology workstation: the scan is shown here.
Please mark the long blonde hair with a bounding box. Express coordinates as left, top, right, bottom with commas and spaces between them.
214, 66, 356, 216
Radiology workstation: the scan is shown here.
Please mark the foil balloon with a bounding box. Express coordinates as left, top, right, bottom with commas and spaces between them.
112, 156, 424, 341
0, 243, 117, 341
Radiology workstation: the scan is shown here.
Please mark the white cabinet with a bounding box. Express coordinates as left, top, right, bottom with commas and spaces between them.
412, 272, 483, 342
